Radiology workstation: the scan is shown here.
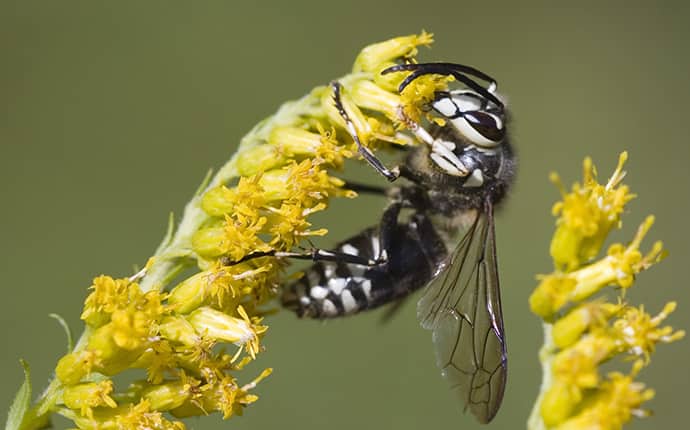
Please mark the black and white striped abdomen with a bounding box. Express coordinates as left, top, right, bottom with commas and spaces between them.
282, 215, 448, 319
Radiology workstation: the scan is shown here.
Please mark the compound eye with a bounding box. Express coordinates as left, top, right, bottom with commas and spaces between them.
462, 110, 505, 144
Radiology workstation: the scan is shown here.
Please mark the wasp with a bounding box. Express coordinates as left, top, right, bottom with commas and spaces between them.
264, 62, 514, 423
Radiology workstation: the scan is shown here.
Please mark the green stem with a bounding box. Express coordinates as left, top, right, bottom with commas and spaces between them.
16, 78, 364, 429
527, 323, 556, 430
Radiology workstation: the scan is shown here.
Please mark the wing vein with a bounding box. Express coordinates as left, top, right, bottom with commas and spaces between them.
418, 202, 507, 423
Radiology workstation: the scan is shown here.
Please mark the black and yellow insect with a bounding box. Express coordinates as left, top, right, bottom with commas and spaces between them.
280, 62, 516, 423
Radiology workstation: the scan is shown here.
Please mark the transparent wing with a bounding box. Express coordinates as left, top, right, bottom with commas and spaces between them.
417, 202, 507, 424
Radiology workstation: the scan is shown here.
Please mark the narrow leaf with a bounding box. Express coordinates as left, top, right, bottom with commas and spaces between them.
5, 360, 31, 430
49, 313, 73, 353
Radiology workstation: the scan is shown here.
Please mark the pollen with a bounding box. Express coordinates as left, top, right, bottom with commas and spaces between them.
400, 74, 453, 123
613, 302, 685, 362
550, 152, 636, 271
554, 362, 655, 430
529, 153, 683, 430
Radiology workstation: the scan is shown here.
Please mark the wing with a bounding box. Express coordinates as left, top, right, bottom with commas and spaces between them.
417, 202, 507, 424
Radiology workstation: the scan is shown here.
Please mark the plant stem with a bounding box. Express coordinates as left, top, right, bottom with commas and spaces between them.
17, 81, 351, 429
527, 323, 555, 430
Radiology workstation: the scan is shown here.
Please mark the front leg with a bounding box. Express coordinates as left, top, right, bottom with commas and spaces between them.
331, 81, 400, 182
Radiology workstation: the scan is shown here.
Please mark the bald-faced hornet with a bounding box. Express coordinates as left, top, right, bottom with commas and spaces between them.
281, 62, 515, 423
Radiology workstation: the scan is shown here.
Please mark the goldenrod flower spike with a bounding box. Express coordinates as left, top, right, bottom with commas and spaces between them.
11, 33, 445, 430
528, 153, 683, 430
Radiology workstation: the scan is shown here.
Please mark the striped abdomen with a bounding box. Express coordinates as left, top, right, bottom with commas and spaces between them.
282, 214, 448, 319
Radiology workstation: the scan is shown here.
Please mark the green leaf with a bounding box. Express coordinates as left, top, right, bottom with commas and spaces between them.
154, 212, 176, 256
5, 360, 31, 430
49, 313, 73, 353
194, 168, 214, 197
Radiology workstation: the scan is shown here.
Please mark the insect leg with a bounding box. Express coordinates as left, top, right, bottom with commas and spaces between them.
330, 81, 400, 182
341, 181, 388, 196
228, 248, 383, 267
276, 249, 382, 266
377, 201, 402, 260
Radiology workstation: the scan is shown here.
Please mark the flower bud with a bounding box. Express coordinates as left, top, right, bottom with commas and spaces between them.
191, 225, 227, 259
200, 186, 236, 218
570, 216, 662, 301
87, 324, 146, 375
321, 88, 372, 142
140, 380, 192, 411
56, 351, 93, 385
553, 302, 620, 348
159, 316, 200, 347
372, 61, 405, 92
354, 32, 433, 72
236, 144, 284, 177
350, 80, 400, 119
269, 126, 323, 156
168, 271, 213, 314
187, 306, 256, 346
63, 380, 117, 417
529, 274, 576, 320
541, 381, 580, 427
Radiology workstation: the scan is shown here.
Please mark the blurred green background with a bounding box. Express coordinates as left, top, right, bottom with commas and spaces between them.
2, 1, 689, 429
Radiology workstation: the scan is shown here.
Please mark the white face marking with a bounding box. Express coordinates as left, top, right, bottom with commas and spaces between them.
433, 93, 483, 116
327, 277, 347, 295
463, 169, 485, 188
449, 117, 499, 148
433, 91, 504, 148
453, 95, 481, 112
491, 112, 504, 131
322, 299, 338, 317
341, 243, 359, 256
299, 296, 311, 306
432, 97, 457, 117
310, 285, 329, 300
341, 290, 358, 313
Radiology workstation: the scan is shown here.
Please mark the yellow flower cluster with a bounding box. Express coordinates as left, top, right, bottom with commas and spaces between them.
54, 269, 272, 429
16, 33, 450, 430
528, 153, 684, 430
194, 32, 450, 272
